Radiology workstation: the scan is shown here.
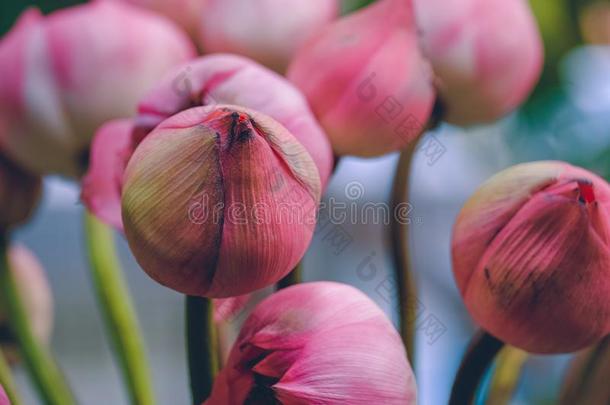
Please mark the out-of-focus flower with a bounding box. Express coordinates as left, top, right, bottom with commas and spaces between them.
413, 0, 543, 125
82, 54, 333, 230
0, 384, 8, 405
122, 105, 321, 297
0, 245, 53, 364
0, 153, 41, 231
119, 0, 206, 40
199, 0, 339, 72
287, 0, 435, 157
204, 282, 417, 405
452, 161, 610, 353
0, 1, 195, 177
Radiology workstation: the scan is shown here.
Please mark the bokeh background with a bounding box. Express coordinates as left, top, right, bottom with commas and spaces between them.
2, 0, 610, 404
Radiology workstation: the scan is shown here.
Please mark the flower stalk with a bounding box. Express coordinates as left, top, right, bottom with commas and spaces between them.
485, 346, 528, 404
84, 212, 155, 405
186, 296, 218, 404
449, 331, 504, 405
0, 233, 76, 405
276, 262, 303, 290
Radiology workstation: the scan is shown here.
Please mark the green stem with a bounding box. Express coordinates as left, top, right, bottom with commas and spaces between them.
389, 144, 418, 366
0, 234, 76, 405
485, 346, 528, 405
84, 212, 155, 405
449, 331, 504, 405
276, 262, 302, 290
186, 296, 218, 405
0, 348, 23, 405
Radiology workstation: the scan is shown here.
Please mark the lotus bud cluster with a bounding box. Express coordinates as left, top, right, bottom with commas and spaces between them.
0, 1, 195, 177
0, 245, 53, 364
0, 154, 41, 231
288, 0, 435, 157
452, 161, 610, 353
413, 0, 543, 125
122, 105, 321, 297
199, 0, 340, 72
204, 282, 417, 404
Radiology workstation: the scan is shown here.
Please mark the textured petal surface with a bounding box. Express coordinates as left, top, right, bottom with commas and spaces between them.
137, 54, 333, 189
199, 0, 339, 72
205, 282, 416, 404
81, 119, 134, 231
414, 0, 543, 125
122, 105, 320, 297
453, 161, 610, 353
287, 0, 435, 157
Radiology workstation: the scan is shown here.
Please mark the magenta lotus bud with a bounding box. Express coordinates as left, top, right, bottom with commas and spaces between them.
0, 245, 53, 364
120, 0, 206, 40
199, 0, 339, 72
413, 0, 543, 125
204, 282, 416, 404
452, 161, 610, 353
0, 1, 195, 177
121, 105, 321, 297
287, 0, 436, 157
0, 153, 41, 230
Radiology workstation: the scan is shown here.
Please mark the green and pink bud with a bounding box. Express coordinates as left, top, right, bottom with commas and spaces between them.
199, 0, 340, 72
122, 105, 321, 297
413, 0, 543, 125
287, 0, 436, 157
0, 1, 195, 177
452, 161, 610, 353
204, 282, 417, 404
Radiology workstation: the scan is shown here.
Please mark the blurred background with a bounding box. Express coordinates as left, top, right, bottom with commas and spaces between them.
1, 0, 610, 404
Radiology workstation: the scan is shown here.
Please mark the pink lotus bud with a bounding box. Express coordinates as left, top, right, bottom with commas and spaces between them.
287, 0, 436, 157
121, 105, 321, 297
82, 54, 333, 231
413, 0, 543, 125
204, 282, 416, 404
0, 245, 53, 364
119, 0, 206, 40
0, 153, 41, 230
0, 1, 195, 177
199, 0, 339, 72
452, 161, 610, 353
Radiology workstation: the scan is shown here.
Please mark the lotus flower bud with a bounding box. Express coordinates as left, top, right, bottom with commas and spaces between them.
0, 1, 195, 177
0, 153, 41, 231
82, 54, 333, 230
119, 0, 206, 40
204, 282, 416, 404
287, 0, 435, 157
0, 245, 53, 364
122, 105, 321, 297
452, 161, 610, 353
199, 0, 339, 72
413, 0, 543, 125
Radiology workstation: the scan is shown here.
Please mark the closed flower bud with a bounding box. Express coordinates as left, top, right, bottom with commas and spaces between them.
122, 105, 321, 297
0, 245, 53, 364
452, 161, 610, 353
0, 153, 41, 231
0, 1, 195, 177
287, 0, 435, 157
204, 282, 417, 404
413, 0, 543, 125
199, 0, 339, 72
82, 54, 333, 230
